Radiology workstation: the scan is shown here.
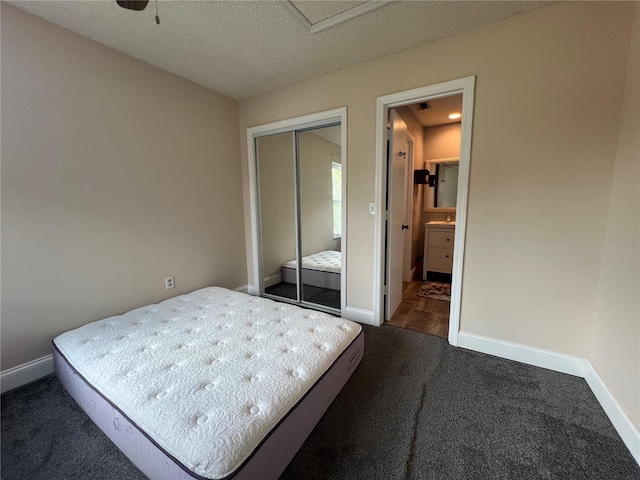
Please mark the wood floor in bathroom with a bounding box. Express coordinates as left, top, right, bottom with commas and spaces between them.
386, 280, 450, 339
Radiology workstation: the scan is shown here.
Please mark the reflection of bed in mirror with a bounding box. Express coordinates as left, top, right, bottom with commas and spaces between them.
281, 250, 341, 291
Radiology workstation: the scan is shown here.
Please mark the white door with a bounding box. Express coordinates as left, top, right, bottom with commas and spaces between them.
386, 110, 408, 320
403, 137, 414, 283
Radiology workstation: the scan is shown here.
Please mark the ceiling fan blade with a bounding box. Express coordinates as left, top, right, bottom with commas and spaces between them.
116, 0, 149, 11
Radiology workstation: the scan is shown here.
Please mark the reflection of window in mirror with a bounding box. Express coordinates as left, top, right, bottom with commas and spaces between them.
424, 157, 459, 212
331, 161, 342, 238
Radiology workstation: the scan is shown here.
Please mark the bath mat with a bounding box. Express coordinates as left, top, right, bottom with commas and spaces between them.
417, 281, 451, 301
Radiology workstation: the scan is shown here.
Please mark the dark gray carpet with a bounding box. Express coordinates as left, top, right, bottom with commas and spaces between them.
2, 325, 639, 480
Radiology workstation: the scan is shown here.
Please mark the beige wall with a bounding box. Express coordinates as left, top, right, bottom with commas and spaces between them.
589, 5, 640, 429
1, 6, 246, 370
424, 123, 461, 161
239, 2, 635, 359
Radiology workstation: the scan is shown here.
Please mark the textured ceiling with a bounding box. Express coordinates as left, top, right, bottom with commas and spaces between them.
9, 1, 553, 100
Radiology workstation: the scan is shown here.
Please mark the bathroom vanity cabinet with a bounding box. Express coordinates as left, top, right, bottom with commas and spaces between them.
423, 222, 455, 279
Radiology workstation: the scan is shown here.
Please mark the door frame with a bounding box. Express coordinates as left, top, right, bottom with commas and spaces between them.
246, 107, 348, 316
373, 76, 475, 346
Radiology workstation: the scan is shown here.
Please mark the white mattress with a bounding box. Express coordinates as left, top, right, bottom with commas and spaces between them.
53, 287, 361, 480
283, 250, 341, 274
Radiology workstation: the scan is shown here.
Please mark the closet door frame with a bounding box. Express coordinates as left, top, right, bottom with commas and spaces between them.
247, 107, 347, 316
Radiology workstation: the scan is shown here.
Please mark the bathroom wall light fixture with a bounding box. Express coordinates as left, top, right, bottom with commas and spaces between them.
413, 170, 436, 185
414, 169, 429, 184
414, 169, 438, 186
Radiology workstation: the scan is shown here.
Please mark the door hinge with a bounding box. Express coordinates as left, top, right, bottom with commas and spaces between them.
383, 285, 388, 295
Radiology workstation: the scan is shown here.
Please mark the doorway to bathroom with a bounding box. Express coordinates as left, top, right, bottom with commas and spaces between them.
385, 94, 462, 339
373, 76, 475, 346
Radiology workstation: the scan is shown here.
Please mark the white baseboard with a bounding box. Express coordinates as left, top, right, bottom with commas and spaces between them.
457, 331, 587, 377
585, 361, 640, 465
1, 354, 54, 394
458, 331, 639, 467
344, 306, 375, 326
233, 284, 249, 294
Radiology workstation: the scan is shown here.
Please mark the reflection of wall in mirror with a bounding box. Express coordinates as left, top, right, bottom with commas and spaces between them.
299, 129, 342, 257
257, 132, 296, 278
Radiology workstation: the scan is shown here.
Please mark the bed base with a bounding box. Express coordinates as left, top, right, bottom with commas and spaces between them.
280, 267, 341, 291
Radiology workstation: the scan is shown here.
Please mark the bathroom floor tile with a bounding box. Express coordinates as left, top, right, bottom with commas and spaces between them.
386, 280, 450, 339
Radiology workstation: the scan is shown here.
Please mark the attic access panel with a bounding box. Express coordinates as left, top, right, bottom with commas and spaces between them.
284, 0, 393, 33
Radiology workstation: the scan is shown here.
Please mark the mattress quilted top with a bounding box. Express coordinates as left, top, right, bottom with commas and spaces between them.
284, 250, 341, 273
54, 287, 361, 480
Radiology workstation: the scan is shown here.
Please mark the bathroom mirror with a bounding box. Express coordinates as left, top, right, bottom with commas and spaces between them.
424, 158, 459, 212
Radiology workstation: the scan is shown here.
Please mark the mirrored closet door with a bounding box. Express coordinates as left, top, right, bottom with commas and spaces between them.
253, 112, 345, 315
256, 132, 298, 302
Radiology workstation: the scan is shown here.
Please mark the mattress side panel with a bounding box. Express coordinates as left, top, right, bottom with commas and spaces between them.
54, 352, 198, 480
